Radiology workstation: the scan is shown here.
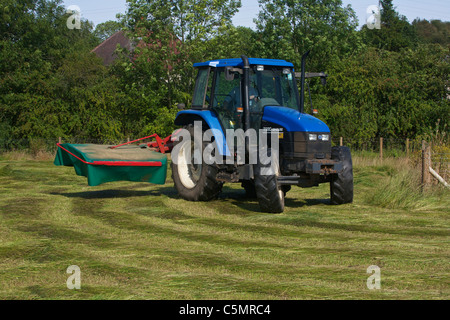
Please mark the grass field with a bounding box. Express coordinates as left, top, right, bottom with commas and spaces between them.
0, 153, 448, 300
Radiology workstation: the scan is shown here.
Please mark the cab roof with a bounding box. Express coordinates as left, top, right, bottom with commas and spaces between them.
193, 58, 294, 68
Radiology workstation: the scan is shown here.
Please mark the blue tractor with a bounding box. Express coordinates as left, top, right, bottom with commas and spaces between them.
172, 53, 353, 213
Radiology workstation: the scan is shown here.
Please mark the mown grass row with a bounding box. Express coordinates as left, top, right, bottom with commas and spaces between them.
0, 154, 448, 299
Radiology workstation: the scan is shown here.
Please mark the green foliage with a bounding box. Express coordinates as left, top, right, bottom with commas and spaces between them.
121, 0, 242, 96
122, 0, 241, 42
0, 0, 108, 145
314, 44, 449, 144
205, 26, 259, 60
361, 0, 418, 52
413, 19, 450, 46
94, 20, 123, 42
107, 0, 243, 138
255, 0, 363, 70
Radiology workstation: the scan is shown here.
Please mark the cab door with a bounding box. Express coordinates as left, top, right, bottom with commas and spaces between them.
210, 68, 243, 131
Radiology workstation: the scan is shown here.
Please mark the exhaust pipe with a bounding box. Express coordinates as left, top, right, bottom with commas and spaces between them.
241, 55, 251, 163
241, 55, 250, 132
299, 50, 310, 113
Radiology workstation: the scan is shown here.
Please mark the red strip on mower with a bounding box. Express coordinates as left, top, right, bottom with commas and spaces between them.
56, 143, 163, 167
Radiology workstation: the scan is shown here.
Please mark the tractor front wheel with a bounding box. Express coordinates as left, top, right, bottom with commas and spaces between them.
254, 149, 285, 213
171, 125, 223, 201
330, 146, 353, 205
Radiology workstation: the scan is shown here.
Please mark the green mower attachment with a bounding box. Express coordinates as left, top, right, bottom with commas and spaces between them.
54, 140, 169, 187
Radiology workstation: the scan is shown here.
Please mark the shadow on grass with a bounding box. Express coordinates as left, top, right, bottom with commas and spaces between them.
231, 198, 331, 213
218, 185, 331, 213
51, 186, 179, 199
51, 184, 331, 213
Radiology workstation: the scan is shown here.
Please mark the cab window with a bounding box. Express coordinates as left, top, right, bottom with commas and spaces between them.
211, 68, 243, 130
192, 68, 210, 108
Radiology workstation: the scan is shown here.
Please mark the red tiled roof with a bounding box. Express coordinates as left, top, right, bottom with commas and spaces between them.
91, 31, 133, 65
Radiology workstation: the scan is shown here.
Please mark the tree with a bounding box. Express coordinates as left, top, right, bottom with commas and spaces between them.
0, 0, 113, 143
123, 0, 241, 62
123, 0, 241, 42
361, 0, 418, 51
316, 44, 449, 144
118, 0, 242, 110
413, 19, 450, 46
204, 26, 259, 60
255, 0, 362, 71
94, 20, 123, 42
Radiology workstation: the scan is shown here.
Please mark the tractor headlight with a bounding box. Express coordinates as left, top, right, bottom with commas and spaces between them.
308, 134, 317, 141
319, 134, 329, 141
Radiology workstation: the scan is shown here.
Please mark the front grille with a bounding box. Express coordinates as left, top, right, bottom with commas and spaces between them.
315, 153, 325, 159
281, 132, 331, 159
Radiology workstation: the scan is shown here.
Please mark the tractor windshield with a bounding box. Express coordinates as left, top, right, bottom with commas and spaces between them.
250, 67, 299, 111
203, 65, 299, 131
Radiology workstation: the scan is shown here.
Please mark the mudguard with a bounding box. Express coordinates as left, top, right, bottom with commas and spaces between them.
174, 109, 231, 156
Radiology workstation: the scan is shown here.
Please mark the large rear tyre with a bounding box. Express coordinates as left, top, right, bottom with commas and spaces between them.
172, 125, 223, 201
330, 146, 353, 205
254, 149, 284, 213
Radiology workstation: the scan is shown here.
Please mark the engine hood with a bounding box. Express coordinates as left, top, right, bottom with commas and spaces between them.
262, 106, 330, 133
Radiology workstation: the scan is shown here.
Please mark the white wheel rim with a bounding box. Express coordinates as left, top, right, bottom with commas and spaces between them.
177, 139, 202, 189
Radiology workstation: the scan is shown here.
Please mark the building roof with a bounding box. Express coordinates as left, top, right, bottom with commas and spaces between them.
91, 31, 133, 65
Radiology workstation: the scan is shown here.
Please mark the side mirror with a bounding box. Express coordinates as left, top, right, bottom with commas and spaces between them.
177, 103, 185, 110
320, 76, 327, 86
224, 66, 235, 81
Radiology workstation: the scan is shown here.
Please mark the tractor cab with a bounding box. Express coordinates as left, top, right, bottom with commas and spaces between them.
190, 58, 300, 132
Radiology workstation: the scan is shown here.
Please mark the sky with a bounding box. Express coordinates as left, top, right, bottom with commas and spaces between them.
62, 0, 450, 29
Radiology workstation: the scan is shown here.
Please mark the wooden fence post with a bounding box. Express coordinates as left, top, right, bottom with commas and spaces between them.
426, 144, 432, 186
380, 137, 383, 160
406, 138, 409, 158
422, 140, 426, 187
58, 137, 62, 144
422, 140, 431, 190
429, 167, 449, 188
340, 137, 343, 146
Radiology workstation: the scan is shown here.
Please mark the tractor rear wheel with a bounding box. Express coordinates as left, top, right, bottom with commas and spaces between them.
254, 149, 284, 213
330, 146, 353, 205
172, 125, 223, 201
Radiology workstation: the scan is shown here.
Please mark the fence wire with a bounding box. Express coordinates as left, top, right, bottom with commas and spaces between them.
331, 137, 426, 155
